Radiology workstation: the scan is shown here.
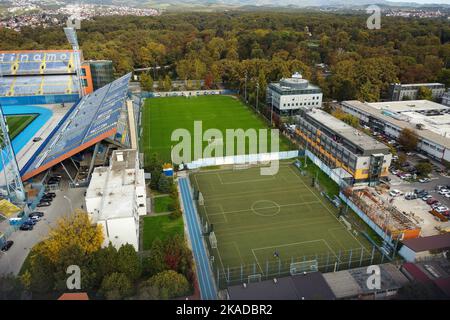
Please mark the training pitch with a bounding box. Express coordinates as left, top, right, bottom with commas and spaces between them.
142, 95, 292, 164
190, 163, 377, 286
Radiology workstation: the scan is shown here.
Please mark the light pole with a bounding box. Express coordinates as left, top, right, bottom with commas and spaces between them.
63, 195, 74, 213
256, 82, 259, 113
244, 71, 248, 103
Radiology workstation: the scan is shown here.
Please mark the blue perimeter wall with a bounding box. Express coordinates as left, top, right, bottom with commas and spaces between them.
0, 94, 79, 106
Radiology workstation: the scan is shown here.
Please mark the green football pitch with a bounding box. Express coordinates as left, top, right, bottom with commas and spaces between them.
6, 114, 37, 140
190, 163, 379, 287
142, 95, 293, 164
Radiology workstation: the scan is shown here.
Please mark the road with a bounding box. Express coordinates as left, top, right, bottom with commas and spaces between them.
0, 186, 86, 276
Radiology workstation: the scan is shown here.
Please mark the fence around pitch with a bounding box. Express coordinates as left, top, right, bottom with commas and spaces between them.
211, 246, 387, 290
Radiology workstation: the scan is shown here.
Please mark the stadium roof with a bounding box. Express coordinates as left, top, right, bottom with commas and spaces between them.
0, 50, 77, 76
21, 73, 132, 181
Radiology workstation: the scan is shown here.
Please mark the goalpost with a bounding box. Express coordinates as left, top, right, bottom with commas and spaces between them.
290, 260, 318, 276
209, 231, 217, 249
198, 192, 204, 205
247, 274, 262, 283
233, 163, 251, 170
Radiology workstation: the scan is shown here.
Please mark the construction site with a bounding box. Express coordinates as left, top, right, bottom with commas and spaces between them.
342, 187, 421, 241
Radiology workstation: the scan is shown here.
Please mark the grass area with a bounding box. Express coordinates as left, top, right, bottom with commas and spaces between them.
6, 114, 37, 140
298, 157, 340, 196
191, 162, 379, 288
143, 215, 184, 250
142, 95, 293, 164
154, 195, 175, 213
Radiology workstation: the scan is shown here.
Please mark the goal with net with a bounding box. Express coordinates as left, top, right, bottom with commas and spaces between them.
209, 231, 217, 249
233, 163, 251, 170
248, 274, 262, 283
290, 260, 318, 275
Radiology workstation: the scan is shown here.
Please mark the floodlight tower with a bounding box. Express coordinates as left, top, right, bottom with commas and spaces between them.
0, 104, 27, 206
64, 27, 85, 98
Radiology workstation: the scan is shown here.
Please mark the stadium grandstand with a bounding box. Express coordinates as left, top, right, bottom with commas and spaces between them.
0, 50, 93, 105
20, 73, 135, 182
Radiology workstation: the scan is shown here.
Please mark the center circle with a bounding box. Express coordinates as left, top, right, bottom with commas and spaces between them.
251, 200, 280, 217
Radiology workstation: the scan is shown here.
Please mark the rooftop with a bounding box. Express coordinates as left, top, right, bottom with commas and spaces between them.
402, 234, 450, 252
342, 100, 450, 150
86, 149, 143, 221
227, 272, 335, 300
305, 109, 389, 153
368, 100, 449, 113
269, 73, 321, 95
323, 263, 409, 299
392, 83, 444, 88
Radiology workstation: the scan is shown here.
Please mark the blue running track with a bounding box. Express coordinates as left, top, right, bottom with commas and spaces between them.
179, 177, 217, 300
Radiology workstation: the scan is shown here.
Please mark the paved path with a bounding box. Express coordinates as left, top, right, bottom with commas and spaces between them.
178, 177, 217, 300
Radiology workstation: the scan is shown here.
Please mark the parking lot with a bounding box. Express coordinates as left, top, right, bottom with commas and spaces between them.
386, 171, 450, 236
0, 180, 86, 276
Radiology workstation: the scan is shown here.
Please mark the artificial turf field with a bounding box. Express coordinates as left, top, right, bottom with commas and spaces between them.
142, 95, 293, 164
190, 162, 378, 285
6, 114, 37, 140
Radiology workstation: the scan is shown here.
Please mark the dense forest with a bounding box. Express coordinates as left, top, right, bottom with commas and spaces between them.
1, 11, 450, 103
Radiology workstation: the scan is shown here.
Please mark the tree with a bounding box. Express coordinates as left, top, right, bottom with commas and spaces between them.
116, 244, 141, 281
35, 210, 104, 264
163, 235, 194, 281
91, 243, 119, 286
28, 252, 55, 294
162, 75, 172, 91
99, 273, 133, 300
146, 270, 190, 299
142, 238, 167, 277
0, 275, 25, 300
157, 173, 172, 193
415, 162, 433, 177
140, 73, 154, 91
417, 86, 433, 100
398, 128, 419, 152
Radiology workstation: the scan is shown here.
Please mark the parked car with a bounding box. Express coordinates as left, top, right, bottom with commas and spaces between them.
24, 218, 36, 225
20, 224, 33, 231
41, 196, 53, 202
32, 137, 42, 142
422, 195, 432, 201
419, 178, 431, 183
389, 189, 401, 197
427, 198, 439, 205
44, 192, 56, 198
1, 240, 14, 252
405, 193, 417, 200
37, 202, 51, 207
29, 212, 44, 218
438, 189, 449, 195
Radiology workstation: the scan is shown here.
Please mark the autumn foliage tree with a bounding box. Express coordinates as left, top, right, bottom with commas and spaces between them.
398, 128, 419, 152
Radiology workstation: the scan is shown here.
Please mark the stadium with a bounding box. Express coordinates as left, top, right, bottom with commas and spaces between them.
0, 29, 138, 222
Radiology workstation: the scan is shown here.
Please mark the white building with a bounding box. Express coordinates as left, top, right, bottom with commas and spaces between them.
267, 72, 322, 117
388, 83, 445, 101
442, 89, 450, 107
341, 100, 450, 162
85, 149, 146, 250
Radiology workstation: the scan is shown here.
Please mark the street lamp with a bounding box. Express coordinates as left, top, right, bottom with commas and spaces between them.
63, 195, 74, 213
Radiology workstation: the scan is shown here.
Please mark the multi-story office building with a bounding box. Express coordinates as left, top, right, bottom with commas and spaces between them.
295, 108, 392, 185
267, 72, 322, 117
85, 149, 146, 250
84, 60, 114, 90
388, 83, 445, 101
341, 100, 450, 162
